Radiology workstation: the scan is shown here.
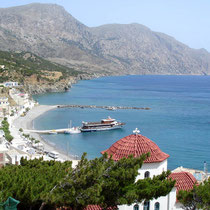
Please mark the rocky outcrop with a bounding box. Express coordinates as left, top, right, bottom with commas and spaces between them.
25, 77, 78, 95
0, 3, 210, 75
24, 73, 107, 95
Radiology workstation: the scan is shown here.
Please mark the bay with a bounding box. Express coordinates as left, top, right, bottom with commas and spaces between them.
33, 75, 210, 170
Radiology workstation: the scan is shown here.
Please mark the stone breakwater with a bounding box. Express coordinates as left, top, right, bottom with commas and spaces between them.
57, 104, 150, 110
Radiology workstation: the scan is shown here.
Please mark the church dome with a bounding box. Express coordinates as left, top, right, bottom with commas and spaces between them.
101, 132, 169, 163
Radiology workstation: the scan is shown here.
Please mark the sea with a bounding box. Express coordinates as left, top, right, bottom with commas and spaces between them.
33, 75, 210, 170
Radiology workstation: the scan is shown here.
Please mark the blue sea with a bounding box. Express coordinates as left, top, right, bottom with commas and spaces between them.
33, 75, 210, 170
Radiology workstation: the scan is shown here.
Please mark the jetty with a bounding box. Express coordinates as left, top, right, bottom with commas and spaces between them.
24, 128, 70, 134
57, 104, 150, 110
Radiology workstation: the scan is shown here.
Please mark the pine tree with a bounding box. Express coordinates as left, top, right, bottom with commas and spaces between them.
51, 153, 175, 210
0, 154, 175, 210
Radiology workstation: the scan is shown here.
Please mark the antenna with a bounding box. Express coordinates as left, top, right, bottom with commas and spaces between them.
133, 128, 140, 135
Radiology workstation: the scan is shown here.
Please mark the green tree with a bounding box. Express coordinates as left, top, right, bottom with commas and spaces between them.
50, 153, 175, 210
178, 178, 210, 210
0, 154, 175, 210
0, 118, 13, 142
0, 158, 73, 210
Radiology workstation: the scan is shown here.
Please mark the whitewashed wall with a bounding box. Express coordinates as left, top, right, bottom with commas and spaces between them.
136, 159, 168, 180
118, 159, 183, 210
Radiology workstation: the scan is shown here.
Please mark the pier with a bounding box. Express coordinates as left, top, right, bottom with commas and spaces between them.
24, 128, 70, 134
57, 104, 150, 110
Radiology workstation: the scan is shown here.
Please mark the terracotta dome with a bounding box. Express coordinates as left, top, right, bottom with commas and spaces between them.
169, 172, 197, 193
101, 133, 169, 163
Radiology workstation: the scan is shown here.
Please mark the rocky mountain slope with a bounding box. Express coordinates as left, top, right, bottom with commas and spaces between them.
0, 50, 84, 94
0, 3, 210, 75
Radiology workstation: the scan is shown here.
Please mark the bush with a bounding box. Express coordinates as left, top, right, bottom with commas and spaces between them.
35, 140, 40, 144
5, 133, 13, 142
1, 118, 13, 142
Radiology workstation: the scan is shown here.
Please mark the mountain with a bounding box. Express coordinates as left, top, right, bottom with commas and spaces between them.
0, 3, 210, 75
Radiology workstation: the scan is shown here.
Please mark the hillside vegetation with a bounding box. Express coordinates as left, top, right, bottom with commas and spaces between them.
0, 50, 81, 84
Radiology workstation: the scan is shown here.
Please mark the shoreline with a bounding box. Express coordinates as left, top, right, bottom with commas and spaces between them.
12, 105, 75, 161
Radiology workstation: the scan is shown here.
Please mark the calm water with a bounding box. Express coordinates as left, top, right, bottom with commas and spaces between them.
33, 75, 210, 170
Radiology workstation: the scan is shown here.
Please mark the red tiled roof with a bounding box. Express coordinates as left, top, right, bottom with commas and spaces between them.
57, 206, 117, 210
169, 172, 197, 193
85, 205, 117, 210
101, 134, 169, 163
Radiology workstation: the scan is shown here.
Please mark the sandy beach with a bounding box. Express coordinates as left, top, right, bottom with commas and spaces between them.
12, 105, 74, 161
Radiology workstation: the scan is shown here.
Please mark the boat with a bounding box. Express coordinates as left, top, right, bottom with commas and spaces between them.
80, 116, 125, 132
64, 120, 81, 134
49, 130, 57, 134
65, 127, 81, 134
106, 106, 117, 111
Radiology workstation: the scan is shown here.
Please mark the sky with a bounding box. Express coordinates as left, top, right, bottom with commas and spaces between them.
1, 0, 210, 51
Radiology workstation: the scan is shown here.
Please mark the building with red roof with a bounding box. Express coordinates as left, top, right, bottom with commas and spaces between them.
101, 129, 169, 181
102, 129, 196, 210
101, 133, 169, 163
169, 171, 197, 193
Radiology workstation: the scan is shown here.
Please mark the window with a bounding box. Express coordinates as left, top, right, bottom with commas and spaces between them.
144, 171, 150, 178
133, 204, 139, 210
143, 201, 150, 210
154, 202, 160, 210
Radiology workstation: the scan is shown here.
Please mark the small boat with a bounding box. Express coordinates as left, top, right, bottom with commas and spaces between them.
65, 127, 81, 134
49, 130, 57, 134
106, 106, 117, 111
80, 116, 125, 132
64, 120, 81, 134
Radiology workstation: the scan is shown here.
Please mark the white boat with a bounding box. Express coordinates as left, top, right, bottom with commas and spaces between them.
65, 127, 81, 134
106, 106, 117, 111
80, 116, 125, 132
49, 130, 57, 134
64, 120, 81, 134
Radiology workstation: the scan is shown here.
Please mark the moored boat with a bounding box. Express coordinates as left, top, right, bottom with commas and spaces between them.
65, 127, 81, 134
49, 130, 57, 134
80, 116, 125, 132
64, 120, 81, 134
106, 106, 117, 111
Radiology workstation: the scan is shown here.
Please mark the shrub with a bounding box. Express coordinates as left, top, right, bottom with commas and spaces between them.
5, 133, 13, 142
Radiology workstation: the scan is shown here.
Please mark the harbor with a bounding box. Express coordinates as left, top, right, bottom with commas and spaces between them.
24, 116, 125, 134
32, 75, 210, 170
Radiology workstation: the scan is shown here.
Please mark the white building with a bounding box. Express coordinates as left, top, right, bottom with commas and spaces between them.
9, 88, 31, 108
0, 97, 9, 108
0, 130, 4, 140
0, 97, 9, 117
99, 129, 197, 210
4, 82, 18, 87
0, 65, 5, 69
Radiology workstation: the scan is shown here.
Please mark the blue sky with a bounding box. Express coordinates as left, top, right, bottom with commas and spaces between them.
1, 0, 210, 51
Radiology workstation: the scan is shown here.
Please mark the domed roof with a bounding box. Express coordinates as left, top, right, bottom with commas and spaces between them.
169, 172, 197, 193
101, 133, 169, 163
